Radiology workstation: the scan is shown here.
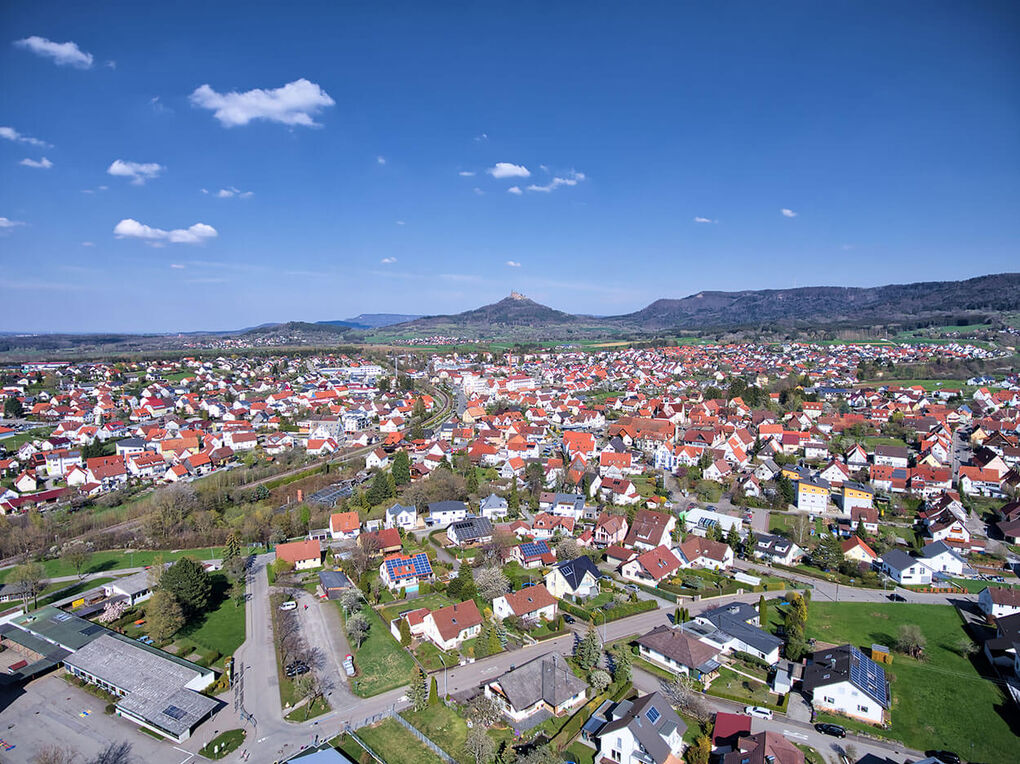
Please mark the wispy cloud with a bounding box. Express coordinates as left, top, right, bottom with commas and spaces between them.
458, 170, 475, 177
472, 187, 484, 196
81, 241, 94, 247
150, 96, 172, 115
114, 218, 218, 245
20, 157, 53, 169
380, 257, 398, 264
527, 170, 585, 193
14, 36, 93, 68
0, 126, 50, 148
170, 263, 185, 269
189, 78, 335, 127
395, 220, 406, 226
474, 133, 488, 142
376, 155, 386, 165
0, 217, 26, 229
693, 216, 717, 224
203, 186, 254, 199
507, 186, 523, 195
506, 260, 522, 267
488, 162, 530, 179
781, 208, 797, 218
107, 159, 164, 185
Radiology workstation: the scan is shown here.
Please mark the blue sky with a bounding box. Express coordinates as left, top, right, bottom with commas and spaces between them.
2, 1, 1018, 333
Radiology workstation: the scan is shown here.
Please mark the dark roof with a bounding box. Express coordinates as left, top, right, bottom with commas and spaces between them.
449, 516, 494, 541
697, 603, 782, 656
802, 644, 889, 708
635, 625, 720, 672
428, 500, 468, 514
551, 555, 600, 591
597, 692, 686, 763
490, 652, 587, 712
318, 570, 353, 594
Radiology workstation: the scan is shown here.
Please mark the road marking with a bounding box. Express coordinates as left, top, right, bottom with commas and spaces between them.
782, 730, 808, 740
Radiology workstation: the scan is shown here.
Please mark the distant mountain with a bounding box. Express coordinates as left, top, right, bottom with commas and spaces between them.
241, 321, 357, 337
607, 273, 1020, 330
395, 292, 582, 332
339, 313, 423, 329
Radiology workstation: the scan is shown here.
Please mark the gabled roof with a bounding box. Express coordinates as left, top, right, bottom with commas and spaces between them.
550, 555, 600, 591
490, 652, 587, 712
499, 584, 557, 617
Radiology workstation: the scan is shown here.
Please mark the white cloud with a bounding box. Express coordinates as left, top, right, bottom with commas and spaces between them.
376, 156, 386, 165
781, 208, 798, 218
14, 36, 93, 68
105, 60, 116, 69
81, 241, 94, 247
150, 96, 172, 115
0, 217, 25, 228
107, 159, 164, 185
526, 170, 585, 193
458, 171, 475, 177
170, 263, 185, 269
20, 157, 53, 169
189, 78, 335, 127
506, 260, 521, 267
213, 186, 254, 199
693, 217, 717, 224
507, 186, 523, 195
114, 218, 218, 245
0, 126, 50, 148
395, 220, 406, 226
488, 162, 530, 179
474, 133, 488, 142
380, 257, 398, 264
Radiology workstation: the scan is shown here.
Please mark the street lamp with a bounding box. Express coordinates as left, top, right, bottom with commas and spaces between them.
438, 651, 449, 696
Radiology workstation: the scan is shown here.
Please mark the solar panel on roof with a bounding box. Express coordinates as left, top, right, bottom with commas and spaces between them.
646, 706, 661, 724
162, 705, 186, 720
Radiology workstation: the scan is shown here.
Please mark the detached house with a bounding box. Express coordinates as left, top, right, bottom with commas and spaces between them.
625, 509, 676, 551
275, 539, 323, 570
447, 516, 494, 547
493, 583, 557, 624
878, 549, 932, 586
484, 653, 587, 723
384, 502, 417, 531
622, 545, 682, 585
329, 511, 361, 540
802, 644, 890, 725
422, 600, 483, 650
544, 556, 600, 600
594, 512, 629, 547
380, 552, 433, 591
675, 536, 733, 571
635, 625, 722, 683
590, 692, 687, 764
752, 534, 803, 566
978, 586, 1020, 620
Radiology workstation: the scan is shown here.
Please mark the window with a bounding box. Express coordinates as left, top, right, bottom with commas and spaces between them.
858, 705, 869, 713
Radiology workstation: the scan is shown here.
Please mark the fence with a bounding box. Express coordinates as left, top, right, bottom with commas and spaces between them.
390, 710, 458, 764
344, 726, 386, 764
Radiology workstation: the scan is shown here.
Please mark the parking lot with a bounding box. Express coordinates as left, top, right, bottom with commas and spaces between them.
0, 674, 199, 763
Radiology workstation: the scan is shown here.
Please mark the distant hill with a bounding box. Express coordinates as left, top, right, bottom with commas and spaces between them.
241, 321, 357, 337
608, 273, 1020, 330
395, 292, 583, 332
338, 313, 422, 329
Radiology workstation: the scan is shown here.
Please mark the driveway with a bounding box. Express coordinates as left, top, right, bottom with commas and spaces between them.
289, 588, 355, 710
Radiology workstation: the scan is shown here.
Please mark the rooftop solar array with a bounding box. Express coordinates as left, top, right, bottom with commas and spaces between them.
385, 552, 432, 580
519, 541, 549, 558
849, 645, 889, 707
646, 706, 661, 724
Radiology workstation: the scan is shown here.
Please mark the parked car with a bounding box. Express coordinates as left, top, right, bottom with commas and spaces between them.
280, 601, 298, 611
743, 706, 773, 720
814, 723, 846, 738
562, 614, 575, 624
925, 751, 961, 764
343, 654, 355, 677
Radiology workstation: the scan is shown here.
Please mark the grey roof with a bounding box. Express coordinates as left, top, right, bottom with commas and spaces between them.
597, 692, 686, 763
64, 633, 217, 738
449, 516, 493, 541
553, 492, 585, 509
802, 644, 889, 709
919, 540, 963, 561
696, 603, 782, 656
428, 500, 468, 515
636, 625, 720, 672
318, 569, 353, 593
551, 555, 600, 591
880, 548, 920, 573
755, 533, 796, 556
480, 493, 508, 510
12, 605, 106, 651
107, 567, 159, 598
491, 652, 587, 712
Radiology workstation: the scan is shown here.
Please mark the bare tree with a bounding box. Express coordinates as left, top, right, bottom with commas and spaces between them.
9, 561, 45, 610
31, 745, 78, 764
465, 726, 495, 764
62, 543, 93, 579
86, 742, 132, 764
476, 565, 510, 601
660, 675, 710, 722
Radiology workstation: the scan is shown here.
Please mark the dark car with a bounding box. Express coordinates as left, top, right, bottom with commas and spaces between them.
814, 723, 846, 738
926, 751, 961, 764
562, 614, 575, 624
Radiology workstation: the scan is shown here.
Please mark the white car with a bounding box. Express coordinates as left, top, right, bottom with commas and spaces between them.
279, 601, 298, 611
343, 654, 355, 676
744, 705, 773, 720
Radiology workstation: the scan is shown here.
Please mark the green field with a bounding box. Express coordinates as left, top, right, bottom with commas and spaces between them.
805, 602, 1017, 763
342, 603, 416, 697
0, 427, 54, 451
355, 718, 445, 764
0, 546, 230, 584
177, 573, 246, 661
865, 379, 967, 391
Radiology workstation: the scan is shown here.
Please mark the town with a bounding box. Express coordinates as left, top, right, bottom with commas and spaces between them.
1, 339, 1018, 764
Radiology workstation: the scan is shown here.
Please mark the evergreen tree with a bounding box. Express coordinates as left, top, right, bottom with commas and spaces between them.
453, 563, 476, 600
223, 532, 242, 562
575, 626, 601, 671
475, 622, 491, 658
466, 466, 479, 494
758, 595, 768, 627
507, 480, 520, 517
392, 450, 411, 486
159, 557, 212, 619
725, 525, 740, 551
399, 617, 412, 646
612, 645, 631, 682
408, 666, 429, 711
744, 528, 758, 558
429, 675, 440, 705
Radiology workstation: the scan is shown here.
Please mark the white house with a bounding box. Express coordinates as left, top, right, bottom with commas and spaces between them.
544, 556, 600, 600
421, 600, 483, 650
802, 644, 890, 725
492, 583, 557, 624
479, 493, 509, 521
674, 536, 733, 571
978, 586, 1020, 619
683, 507, 740, 538
384, 502, 417, 531
329, 511, 361, 540
878, 549, 932, 586
591, 692, 687, 764
917, 540, 966, 576
365, 448, 390, 471
484, 653, 587, 723
427, 500, 469, 527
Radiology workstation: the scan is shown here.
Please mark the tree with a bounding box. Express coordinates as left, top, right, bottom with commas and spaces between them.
4, 396, 24, 418
408, 666, 429, 711
87, 742, 133, 764
661, 675, 710, 722
466, 694, 502, 727
339, 588, 365, 614
429, 675, 440, 705
575, 626, 601, 671
554, 536, 581, 561
588, 668, 611, 694
811, 533, 844, 571
725, 525, 740, 551
450, 562, 477, 601
146, 590, 186, 643
896, 623, 926, 659
611, 644, 631, 682
9, 561, 45, 610
159, 557, 212, 618
346, 612, 370, 648
223, 532, 242, 563
744, 528, 758, 557
63, 544, 93, 579
476, 566, 510, 601
758, 595, 768, 628
855, 519, 868, 539
31, 744, 78, 764
392, 450, 411, 486
465, 727, 495, 764
685, 734, 711, 764
97, 600, 127, 624
399, 617, 412, 646
466, 466, 479, 494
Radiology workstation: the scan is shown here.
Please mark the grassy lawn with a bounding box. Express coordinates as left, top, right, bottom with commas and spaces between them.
177, 573, 245, 664
199, 729, 246, 759
805, 602, 1017, 764
565, 741, 596, 764
0, 427, 53, 451
414, 641, 459, 671
380, 592, 455, 624
356, 718, 445, 764
0, 546, 230, 584
38, 576, 115, 609
342, 604, 415, 697
948, 577, 1020, 593
708, 667, 781, 709
862, 436, 909, 448
285, 696, 330, 721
